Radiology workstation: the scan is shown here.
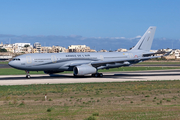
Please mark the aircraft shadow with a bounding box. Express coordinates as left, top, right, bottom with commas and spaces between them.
0, 74, 91, 80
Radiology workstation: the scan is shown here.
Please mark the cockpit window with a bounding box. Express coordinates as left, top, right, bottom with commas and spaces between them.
12, 58, 21, 61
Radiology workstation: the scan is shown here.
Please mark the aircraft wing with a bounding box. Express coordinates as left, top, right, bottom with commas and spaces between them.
66, 55, 161, 68
91, 56, 161, 67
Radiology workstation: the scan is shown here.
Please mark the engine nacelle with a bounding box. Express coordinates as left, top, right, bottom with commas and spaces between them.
73, 65, 96, 76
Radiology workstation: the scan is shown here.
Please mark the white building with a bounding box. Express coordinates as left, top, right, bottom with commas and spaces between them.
68, 45, 87, 49
13, 43, 31, 53
2, 44, 14, 52
68, 45, 96, 52
0, 42, 3, 48
33, 42, 41, 53
117, 48, 128, 52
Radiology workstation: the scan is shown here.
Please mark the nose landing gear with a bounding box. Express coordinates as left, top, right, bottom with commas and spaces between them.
25, 71, 31, 79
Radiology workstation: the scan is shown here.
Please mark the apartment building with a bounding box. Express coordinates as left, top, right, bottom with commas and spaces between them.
68, 45, 96, 52
117, 48, 128, 52
13, 43, 31, 53
33, 42, 41, 53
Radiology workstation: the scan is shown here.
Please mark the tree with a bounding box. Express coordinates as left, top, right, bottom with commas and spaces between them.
24, 44, 30, 48
24, 44, 30, 52
0, 48, 7, 52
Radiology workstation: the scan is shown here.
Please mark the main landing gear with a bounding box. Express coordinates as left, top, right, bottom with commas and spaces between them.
25, 70, 31, 79
91, 73, 103, 77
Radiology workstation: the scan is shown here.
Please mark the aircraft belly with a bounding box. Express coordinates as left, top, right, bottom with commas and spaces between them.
24, 62, 64, 71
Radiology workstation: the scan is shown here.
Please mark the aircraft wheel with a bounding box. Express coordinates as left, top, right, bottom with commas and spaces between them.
26, 75, 31, 79
99, 73, 103, 77
95, 73, 99, 77
91, 74, 95, 77
73, 74, 77, 77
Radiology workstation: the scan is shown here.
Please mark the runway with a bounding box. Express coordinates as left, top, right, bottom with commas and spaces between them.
0, 69, 180, 85
0, 64, 11, 68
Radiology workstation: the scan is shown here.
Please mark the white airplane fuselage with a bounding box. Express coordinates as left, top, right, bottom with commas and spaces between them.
8, 26, 160, 78
9, 51, 143, 71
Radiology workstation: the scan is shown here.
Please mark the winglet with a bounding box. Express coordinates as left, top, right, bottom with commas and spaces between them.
163, 51, 172, 56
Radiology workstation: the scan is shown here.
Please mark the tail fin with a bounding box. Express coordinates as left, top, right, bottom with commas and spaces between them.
131, 26, 156, 51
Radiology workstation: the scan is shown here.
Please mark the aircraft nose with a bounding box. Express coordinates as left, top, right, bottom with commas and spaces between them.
8, 61, 12, 67
8, 61, 14, 67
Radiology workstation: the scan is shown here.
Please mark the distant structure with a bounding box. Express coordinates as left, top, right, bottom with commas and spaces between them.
2, 44, 13, 53
117, 48, 128, 52
33, 42, 41, 53
68, 45, 96, 52
50, 46, 68, 53
175, 50, 180, 59
0, 42, 3, 48
40, 46, 51, 53
1, 41, 179, 61
13, 43, 31, 53
98, 49, 108, 52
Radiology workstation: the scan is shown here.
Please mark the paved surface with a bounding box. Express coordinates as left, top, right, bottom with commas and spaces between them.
0, 69, 180, 85
0, 64, 11, 68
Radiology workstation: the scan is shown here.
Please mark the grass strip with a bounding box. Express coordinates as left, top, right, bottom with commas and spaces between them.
0, 81, 180, 119
138, 62, 180, 65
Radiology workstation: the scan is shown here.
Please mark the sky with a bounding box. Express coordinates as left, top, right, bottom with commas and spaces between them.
0, 0, 180, 50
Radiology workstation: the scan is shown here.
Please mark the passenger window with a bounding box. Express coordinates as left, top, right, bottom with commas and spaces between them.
12, 58, 20, 61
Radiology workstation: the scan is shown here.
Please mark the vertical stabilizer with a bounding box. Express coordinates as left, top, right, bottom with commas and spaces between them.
131, 26, 156, 51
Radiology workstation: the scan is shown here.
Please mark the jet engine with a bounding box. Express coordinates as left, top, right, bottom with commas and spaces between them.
73, 65, 96, 76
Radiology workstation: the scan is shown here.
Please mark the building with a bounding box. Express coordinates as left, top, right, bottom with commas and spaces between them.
41, 47, 51, 53
0, 42, 3, 48
117, 48, 128, 52
68, 45, 96, 52
98, 49, 108, 52
2, 44, 14, 53
49, 46, 67, 53
33, 42, 41, 53
13, 43, 31, 53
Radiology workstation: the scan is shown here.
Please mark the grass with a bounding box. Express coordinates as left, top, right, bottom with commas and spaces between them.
138, 61, 180, 65
1, 67, 180, 75
99, 66, 180, 72
0, 81, 180, 119
0, 61, 9, 64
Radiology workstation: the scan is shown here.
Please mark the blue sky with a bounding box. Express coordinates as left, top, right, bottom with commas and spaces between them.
0, 0, 179, 39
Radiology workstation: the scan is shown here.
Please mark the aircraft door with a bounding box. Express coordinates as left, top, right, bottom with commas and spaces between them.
51, 55, 57, 63
26, 56, 32, 64
100, 55, 104, 61
129, 53, 133, 58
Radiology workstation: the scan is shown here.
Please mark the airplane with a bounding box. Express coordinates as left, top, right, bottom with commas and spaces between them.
8, 26, 166, 79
